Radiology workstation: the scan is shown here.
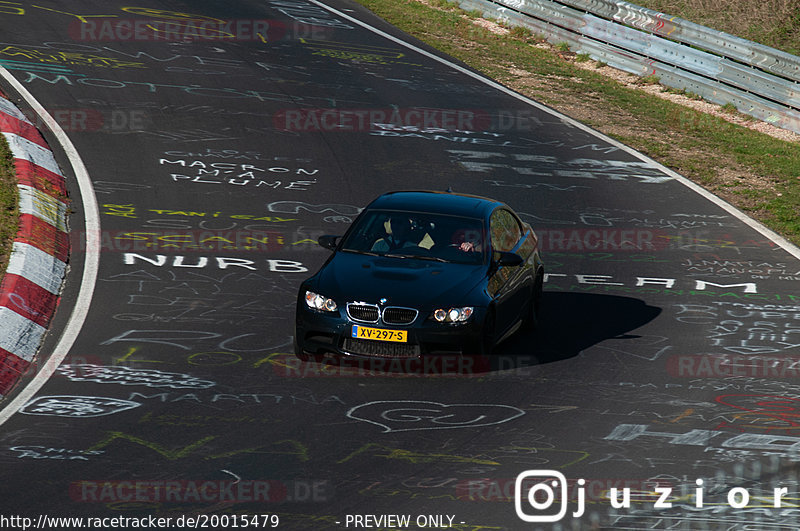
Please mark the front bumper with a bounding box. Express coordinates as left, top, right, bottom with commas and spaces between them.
295, 305, 487, 359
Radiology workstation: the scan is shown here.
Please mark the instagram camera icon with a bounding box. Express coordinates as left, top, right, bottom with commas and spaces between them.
514, 470, 569, 523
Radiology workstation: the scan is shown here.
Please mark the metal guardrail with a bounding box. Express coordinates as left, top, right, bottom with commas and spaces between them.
558, 0, 800, 82
456, 0, 800, 135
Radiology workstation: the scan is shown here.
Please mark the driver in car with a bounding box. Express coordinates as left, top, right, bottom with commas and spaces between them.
372, 216, 434, 252
453, 228, 482, 253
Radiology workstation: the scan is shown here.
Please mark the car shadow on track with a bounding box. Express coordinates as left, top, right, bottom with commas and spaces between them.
492, 291, 662, 370
298, 291, 661, 377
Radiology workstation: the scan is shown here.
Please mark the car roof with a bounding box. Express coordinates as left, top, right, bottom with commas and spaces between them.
366, 190, 503, 219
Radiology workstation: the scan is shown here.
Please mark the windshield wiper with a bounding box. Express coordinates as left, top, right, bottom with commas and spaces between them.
342, 249, 379, 256
385, 253, 447, 262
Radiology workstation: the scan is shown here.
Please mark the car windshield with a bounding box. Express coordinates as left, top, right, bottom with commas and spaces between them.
340, 209, 487, 265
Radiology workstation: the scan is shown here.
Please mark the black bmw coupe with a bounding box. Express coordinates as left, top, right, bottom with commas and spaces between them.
294, 190, 544, 360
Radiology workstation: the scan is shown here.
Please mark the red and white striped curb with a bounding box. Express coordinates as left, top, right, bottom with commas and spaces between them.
0, 95, 69, 396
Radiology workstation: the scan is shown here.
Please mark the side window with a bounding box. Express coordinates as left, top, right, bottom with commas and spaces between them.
490, 209, 521, 253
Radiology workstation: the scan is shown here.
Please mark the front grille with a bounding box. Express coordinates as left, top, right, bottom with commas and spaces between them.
343, 338, 421, 358
382, 307, 418, 325
347, 303, 379, 323
347, 303, 418, 325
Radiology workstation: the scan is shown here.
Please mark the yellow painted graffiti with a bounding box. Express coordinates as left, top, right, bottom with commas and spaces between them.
300, 39, 422, 67
121, 7, 234, 39
206, 439, 309, 462
114, 346, 165, 365
88, 430, 309, 462
112, 231, 287, 251
31, 5, 117, 22
122, 7, 220, 20
101, 204, 297, 222
0, 46, 145, 69
7, 6, 240, 42
0, 2, 24, 15
88, 431, 217, 460
102, 204, 137, 218
337, 443, 500, 466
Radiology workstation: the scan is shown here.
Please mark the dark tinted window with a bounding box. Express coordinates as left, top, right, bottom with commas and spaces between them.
340, 210, 486, 264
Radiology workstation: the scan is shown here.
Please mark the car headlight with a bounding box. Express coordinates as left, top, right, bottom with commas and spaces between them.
432, 307, 474, 322
305, 291, 338, 312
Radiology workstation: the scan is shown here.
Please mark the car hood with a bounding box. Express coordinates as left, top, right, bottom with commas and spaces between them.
315, 252, 487, 309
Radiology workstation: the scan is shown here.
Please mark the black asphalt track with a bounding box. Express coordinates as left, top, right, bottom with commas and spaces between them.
1, 0, 799, 528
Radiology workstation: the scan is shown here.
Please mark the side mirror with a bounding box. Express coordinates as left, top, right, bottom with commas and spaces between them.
318, 235, 340, 251
495, 251, 524, 267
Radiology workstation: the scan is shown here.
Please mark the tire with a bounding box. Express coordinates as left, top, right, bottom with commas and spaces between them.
481, 308, 497, 356
522, 273, 543, 331
294, 337, 326, 363
293, 336, 309, 361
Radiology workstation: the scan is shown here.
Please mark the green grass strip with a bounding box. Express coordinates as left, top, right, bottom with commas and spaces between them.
0, 132, 18, 276
354, 0, 800, 244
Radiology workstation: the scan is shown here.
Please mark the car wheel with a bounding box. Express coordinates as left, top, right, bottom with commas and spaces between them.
481, 308, 497, 356
293, 336, 309, 361
293, 336, 323, 362
522, 273, 543, 331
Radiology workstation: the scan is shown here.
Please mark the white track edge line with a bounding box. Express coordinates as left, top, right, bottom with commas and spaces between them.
0, 2, 791, 421
0, 67, 100, 425
311, 0, 800, 261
